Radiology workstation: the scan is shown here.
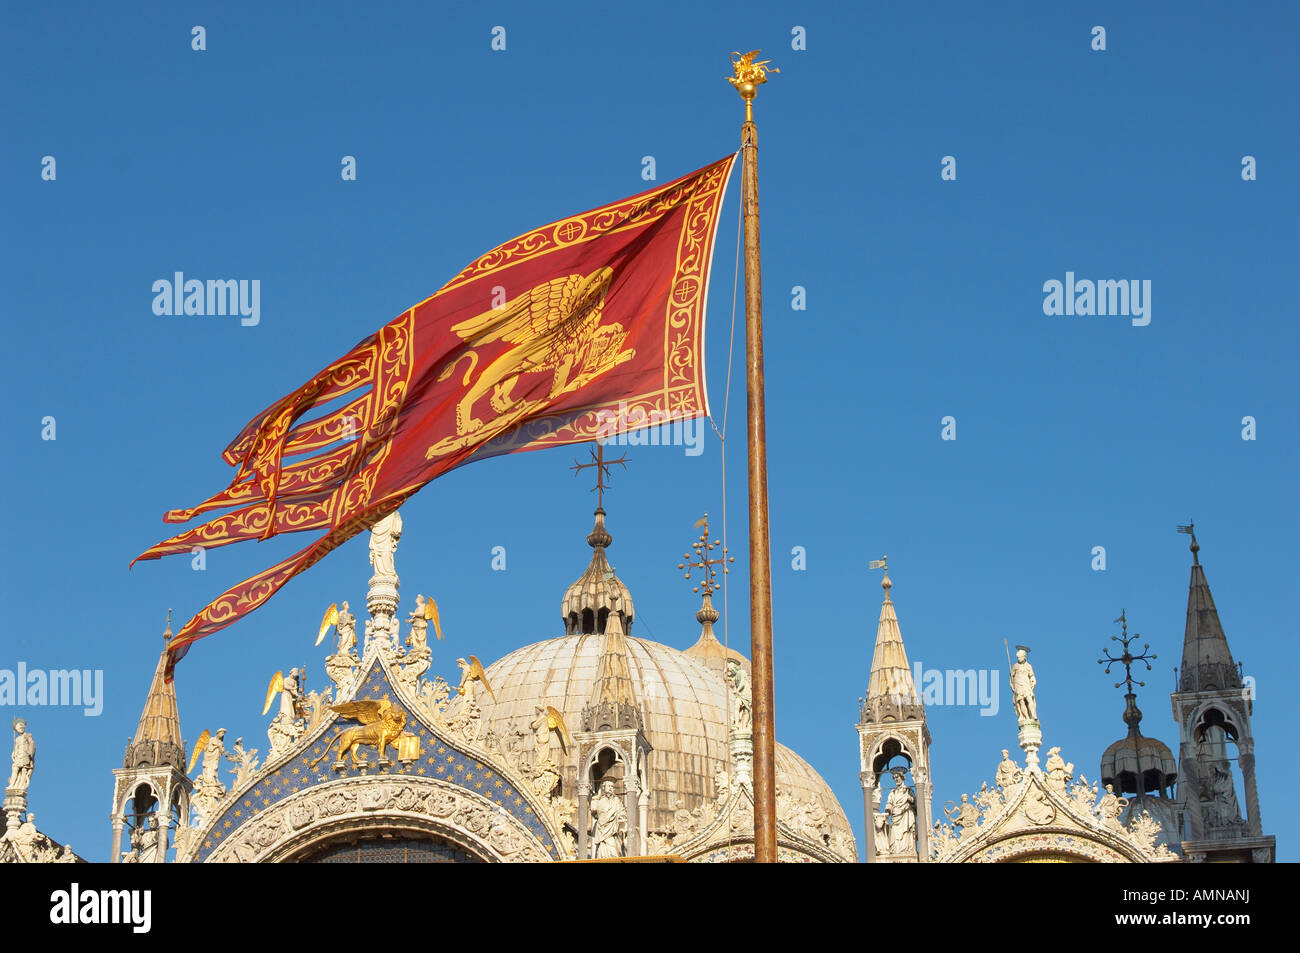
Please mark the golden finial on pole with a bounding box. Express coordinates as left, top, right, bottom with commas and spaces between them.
727, 50, 779, 122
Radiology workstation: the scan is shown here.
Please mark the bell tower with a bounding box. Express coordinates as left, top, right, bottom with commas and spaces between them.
1169, 525, 1274, 863
856, 559, 932, 862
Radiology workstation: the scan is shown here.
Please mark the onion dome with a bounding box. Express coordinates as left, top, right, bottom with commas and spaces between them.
1098, 611, 1177, 797
1100, 693, 1177, 797
473, 632, 854, 851
561, 508, 634, 635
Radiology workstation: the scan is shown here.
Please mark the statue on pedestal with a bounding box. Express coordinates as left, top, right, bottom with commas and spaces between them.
589, 781, 627, 859
1009, 646, 1038, 723
8, 719, 35, 793
884, 768, 917, 855
726, 659, 752, 736
368, 510, 403, 578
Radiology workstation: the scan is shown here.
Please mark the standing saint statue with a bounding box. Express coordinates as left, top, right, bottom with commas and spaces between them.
726, 659, 752, 736
1208, 763, 1240, 826
368, 510, 403, 577
589, 780, 627, 859
1009, 646, 1038, 723
8, 718, 35, 793
884, 768, 917, 855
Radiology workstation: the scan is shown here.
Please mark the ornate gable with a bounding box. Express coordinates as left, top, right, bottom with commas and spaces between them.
178, 639, 566, 863
932, 747, 1176, 864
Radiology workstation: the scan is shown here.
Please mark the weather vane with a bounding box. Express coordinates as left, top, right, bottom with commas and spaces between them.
1097, 609, 1156, 693
868, 556, 888, 573
1177, 520, 1199, 564
570, 441, 627, 510
678, 513, 733, 595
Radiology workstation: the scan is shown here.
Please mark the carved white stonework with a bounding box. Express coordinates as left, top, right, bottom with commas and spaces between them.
199, 775, 548, 863
932, 742, 1177, 864
8, 719, 35, 795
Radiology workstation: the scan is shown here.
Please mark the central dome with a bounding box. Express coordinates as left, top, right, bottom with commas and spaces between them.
473, 631, 855, 854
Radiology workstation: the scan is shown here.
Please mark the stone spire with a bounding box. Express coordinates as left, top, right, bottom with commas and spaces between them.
861, 565, 922, 723
856, 559, 932, 863
588, 594, 638, 715
123, 614, 186, 772
1169, 527, 1274, 862
1177, 525, 1239, 693
110, 612, 193, 863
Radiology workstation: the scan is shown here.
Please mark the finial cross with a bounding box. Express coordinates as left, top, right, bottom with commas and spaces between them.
678, 513, 733, 595
1098, 609, 1157, 693
571, 441, 627, 510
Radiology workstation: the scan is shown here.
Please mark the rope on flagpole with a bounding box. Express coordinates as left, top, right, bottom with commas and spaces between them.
708, 175, 742, 858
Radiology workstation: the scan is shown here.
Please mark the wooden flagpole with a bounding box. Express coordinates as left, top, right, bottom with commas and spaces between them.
728, 50, 779, 863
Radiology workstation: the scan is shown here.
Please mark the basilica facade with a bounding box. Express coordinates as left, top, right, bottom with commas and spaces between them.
1, 504, 1275, 863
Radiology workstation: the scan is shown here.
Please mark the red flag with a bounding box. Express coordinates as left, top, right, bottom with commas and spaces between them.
135, 155, 737, 672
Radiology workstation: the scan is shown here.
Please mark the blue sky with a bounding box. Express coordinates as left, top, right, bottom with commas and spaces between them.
2, 1, 1296, 861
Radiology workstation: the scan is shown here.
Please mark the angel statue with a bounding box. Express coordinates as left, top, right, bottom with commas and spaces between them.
335, 602, 357, 653
310, 699, 407, 769
456, 656, 496, 707
263, 668, 305, 723
188, 728, 227, 790
530, 705, 572, 771
402, 594, 441, 685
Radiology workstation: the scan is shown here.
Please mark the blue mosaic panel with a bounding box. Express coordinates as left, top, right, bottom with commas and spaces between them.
195, 658, 557, 862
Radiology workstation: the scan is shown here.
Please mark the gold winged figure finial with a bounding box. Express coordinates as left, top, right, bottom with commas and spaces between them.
310, 698, 408, 768
316, 603, 339, 646
727, 50, 778, 118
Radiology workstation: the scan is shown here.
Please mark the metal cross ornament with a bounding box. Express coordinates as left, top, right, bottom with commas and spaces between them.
678, 512, 733, 595
1097, 609, 1157, 692
570, 441, 627, 510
